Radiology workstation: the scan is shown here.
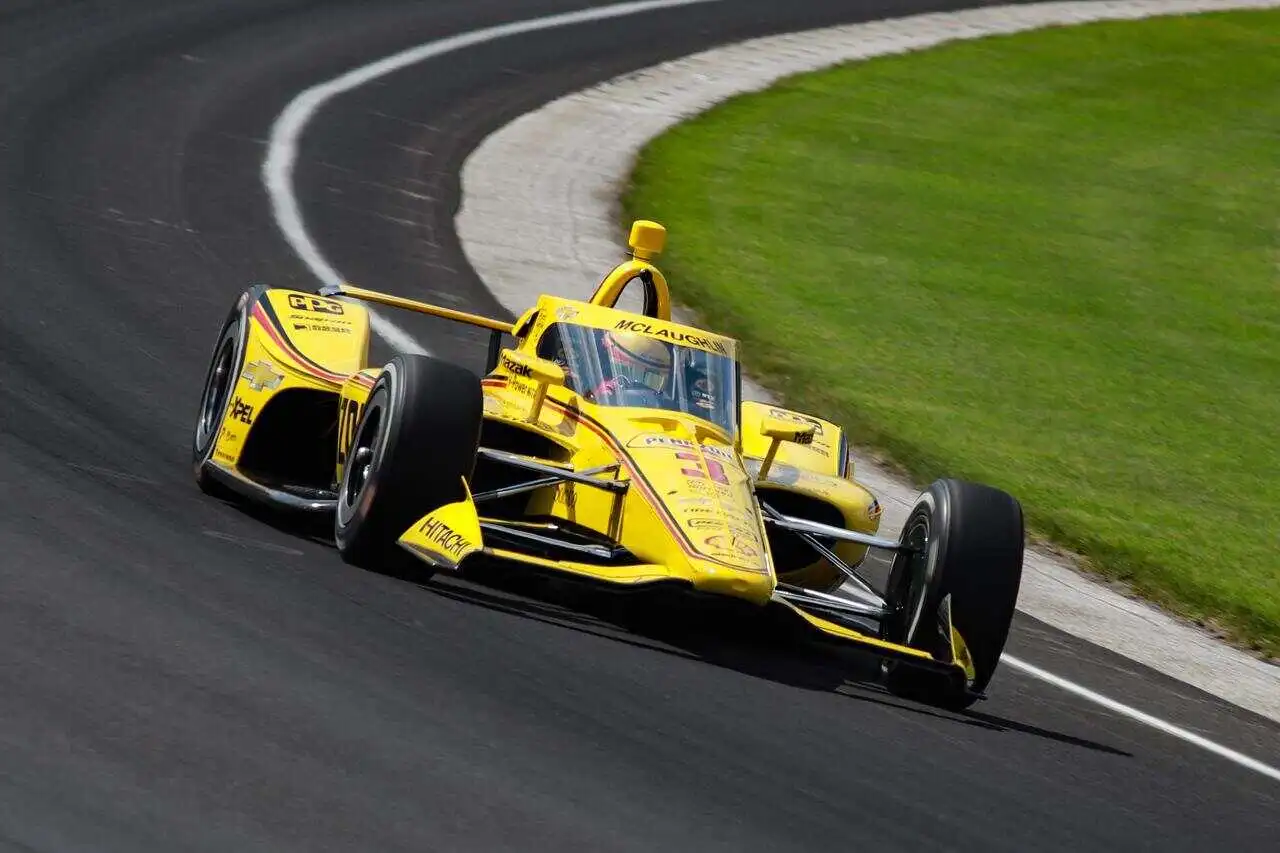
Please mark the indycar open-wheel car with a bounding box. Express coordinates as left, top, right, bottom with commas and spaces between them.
192, 219, 1025, 709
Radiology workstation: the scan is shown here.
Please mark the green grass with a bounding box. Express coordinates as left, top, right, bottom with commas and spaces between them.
624, 11, 1280, 657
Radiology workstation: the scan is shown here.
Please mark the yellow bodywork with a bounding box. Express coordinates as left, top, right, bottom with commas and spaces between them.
204, 222, 969, 683
209, 289, 370, 471
459, 298, 876, 604
741, 401, 884, 591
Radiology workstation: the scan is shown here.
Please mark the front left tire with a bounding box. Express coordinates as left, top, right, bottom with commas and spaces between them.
335, 354, 483, 576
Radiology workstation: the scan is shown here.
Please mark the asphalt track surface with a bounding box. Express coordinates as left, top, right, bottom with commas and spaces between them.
0, 1, 1277, 850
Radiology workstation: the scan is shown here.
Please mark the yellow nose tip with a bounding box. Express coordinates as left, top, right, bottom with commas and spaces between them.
688, 560, 774, 605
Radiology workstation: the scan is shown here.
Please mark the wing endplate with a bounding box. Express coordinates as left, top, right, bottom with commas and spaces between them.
773, 597, 970, 681
399, 486, 484, 571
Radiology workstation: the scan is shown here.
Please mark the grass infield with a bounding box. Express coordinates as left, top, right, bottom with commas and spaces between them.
624, 11, 1280, 656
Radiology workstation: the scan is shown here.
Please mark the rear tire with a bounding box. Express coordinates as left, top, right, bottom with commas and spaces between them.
335, 355, 482, 577
882, 479, 1024, 710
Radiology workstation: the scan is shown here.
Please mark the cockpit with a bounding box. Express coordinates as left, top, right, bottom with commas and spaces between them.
536, 321, 740, 436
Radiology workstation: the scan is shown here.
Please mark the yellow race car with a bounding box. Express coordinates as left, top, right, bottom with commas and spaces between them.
192, 220, 1024, 709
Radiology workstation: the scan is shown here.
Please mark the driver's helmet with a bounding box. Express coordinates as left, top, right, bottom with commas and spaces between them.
603, 331, 673, 392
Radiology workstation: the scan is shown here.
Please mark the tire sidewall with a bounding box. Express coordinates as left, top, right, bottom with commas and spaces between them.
887, 483, 951, 649
192, 308, 246, 472
335, 363, 403, 551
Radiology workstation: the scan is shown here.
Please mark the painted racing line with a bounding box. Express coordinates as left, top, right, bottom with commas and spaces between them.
264, 0, 1280, 782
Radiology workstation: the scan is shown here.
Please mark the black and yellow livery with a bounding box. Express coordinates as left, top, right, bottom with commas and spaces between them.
193, 220, 1025, 709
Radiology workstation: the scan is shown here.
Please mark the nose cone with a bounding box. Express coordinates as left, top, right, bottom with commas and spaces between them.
685, 556, 776, 605
619, 425, 776, 602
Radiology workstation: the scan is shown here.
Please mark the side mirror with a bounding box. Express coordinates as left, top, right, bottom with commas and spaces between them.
760, 417, 816, 444
756, 416, 817, 482
499, 349, 565, 422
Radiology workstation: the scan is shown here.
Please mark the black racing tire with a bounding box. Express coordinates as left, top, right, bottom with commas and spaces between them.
882, 479, 1024, 710
192, 301, 247, 500
334, 354, 482, 577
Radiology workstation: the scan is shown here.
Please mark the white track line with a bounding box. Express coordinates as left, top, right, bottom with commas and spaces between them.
1003, 655, 1280, 783
264, 0, 1280, 781
263, 0, 724, 355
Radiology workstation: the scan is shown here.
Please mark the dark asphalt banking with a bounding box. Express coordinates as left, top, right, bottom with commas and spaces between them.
0, 1, 1276, 850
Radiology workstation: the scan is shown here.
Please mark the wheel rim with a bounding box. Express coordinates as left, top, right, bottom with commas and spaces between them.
885, 509, 936, 648
196, 334, 236, 452
337, 393, 385, 529
898, 516, 933, 643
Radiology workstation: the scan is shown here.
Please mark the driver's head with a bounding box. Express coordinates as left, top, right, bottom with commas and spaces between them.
604, 331, 672, 392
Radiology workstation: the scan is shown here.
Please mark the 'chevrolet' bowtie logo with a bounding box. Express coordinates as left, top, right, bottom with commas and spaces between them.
241, 360, 284, 392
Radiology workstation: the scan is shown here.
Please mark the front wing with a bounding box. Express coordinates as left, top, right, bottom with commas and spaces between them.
394, 458, 973, 690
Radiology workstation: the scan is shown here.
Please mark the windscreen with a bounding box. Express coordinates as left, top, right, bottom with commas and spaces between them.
537, 322, 739, 436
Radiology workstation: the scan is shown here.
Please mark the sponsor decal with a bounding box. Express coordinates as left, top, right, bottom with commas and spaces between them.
241, 360, 284, 392
218, 427, 240, 446
509, 377, 537, 398
418, 517, 469, 559
293, 321, 352, 334
767, 408, 824, 436
867, 499, 883, 521
675, 496, 713, 507
482, 395, 502, 414
676, 450, 733, 487
336, 398, 362, 465
287, 293, 345, 315
214, 449, 236, 463
628, 433, 693, 450
501, 353, 533, 378
613, 320, 727, 355
700, 444, 737, 463
230, 397, 254, 425
684, 478, 718, 495
703, 533, 760, 561
686, 517, 722, 530
555, 305, 579, 321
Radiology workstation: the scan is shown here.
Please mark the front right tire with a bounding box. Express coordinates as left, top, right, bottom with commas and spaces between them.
335, 354, 483, 576
882, 478, 1025, 709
